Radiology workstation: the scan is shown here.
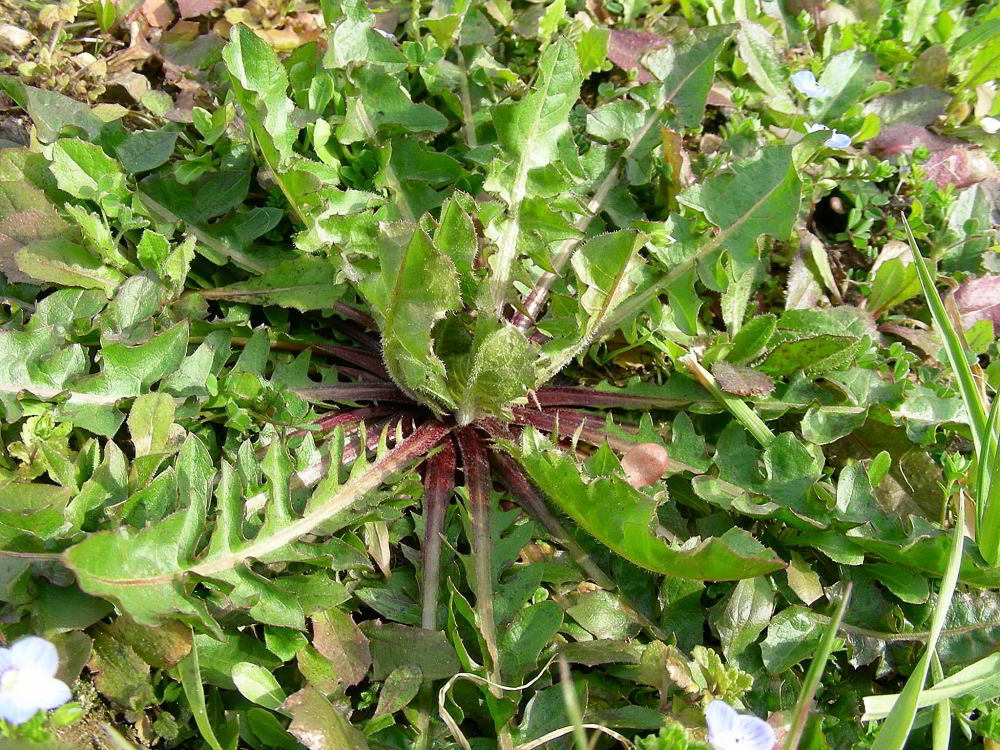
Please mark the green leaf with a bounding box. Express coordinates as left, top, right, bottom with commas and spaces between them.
728, 314, 776, 364
63, 424, 452, 635
540, 230, 642, 381
809, 50, 877, 122
498, 600, 563, 681
337, 68, 450, 144
709, 576, 775, 659
373, 664, 423, 719
200, 258, 346, 312
127, 393, 175, 458
678, 145, 800, 278
456, 321, 537, 424
223, 25, 296, 165
902, 0, 940, 44
512, 432, 786, 580
17, 237, 125, 296
232, 662, 288, 710
312, 607, 372, 688
735, 22, 794, 112
487, 39, 583, 314
176, 638, 228, 750
360, 228, 460, 414
760, 606, 825, 673
110, 128, 179, 174
871, 496, 965, 750
50, 138, 128, 205
363, 622, 461, 681
643, 25, 735, 129
0, 148, 78, 285
0, 77, 104, 142
283, 686, 370, 750
325, 0, 407, 71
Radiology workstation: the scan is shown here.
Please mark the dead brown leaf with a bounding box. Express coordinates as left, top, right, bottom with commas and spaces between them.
177, 0, 224, 18
712, 361, 775, 397
140, 0, 175, 28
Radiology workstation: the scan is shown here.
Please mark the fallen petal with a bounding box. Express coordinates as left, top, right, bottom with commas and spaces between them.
621, 443, 669, 488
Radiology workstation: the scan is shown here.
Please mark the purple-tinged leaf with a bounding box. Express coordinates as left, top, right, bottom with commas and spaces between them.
290, 383, 414, 403
420, 438, 455, 630
456, 427, 500, 672
954, 274, 1000, 327
606, 29, 670, 83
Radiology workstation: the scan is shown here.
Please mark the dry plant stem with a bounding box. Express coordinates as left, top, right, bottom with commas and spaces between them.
421, 440, 457, 630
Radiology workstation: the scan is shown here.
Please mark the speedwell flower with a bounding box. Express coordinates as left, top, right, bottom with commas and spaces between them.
982, 117, 1000, 135
806, 123, 851, 149
790, 70, 830, 99
0, 636, 72, 726
705, 700, 776, 750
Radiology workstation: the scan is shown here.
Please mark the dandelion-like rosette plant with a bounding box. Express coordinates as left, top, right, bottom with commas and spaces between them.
0, 637, 72, 727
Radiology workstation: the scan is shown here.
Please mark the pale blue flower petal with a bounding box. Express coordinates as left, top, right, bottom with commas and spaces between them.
25, 676, 72, 711
825, 131, 852, 149
733, 714, 777, 749
706, 701, 775, 750
0, 649, 14, 673
790, 70, 830, 98
982, 117, 1000, 135
705, 700, 738, 733
9, 637, 59, 678
0, 694, 41, 726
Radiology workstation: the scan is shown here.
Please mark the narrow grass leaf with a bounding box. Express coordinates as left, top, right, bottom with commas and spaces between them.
870, 493, 966, 750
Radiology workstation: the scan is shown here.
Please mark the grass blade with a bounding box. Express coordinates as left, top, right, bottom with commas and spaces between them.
976, 395, 1000, 564
783, 583, 852, 750
870, 491, 966, 750
904, 214, 987, 452
176, 637, 227, 750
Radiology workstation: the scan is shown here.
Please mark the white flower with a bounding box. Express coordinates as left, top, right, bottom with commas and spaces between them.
806, 123, 851, 149
0, 637, 72, 726
705, 701, 776, 750
982, 117, 1000, 135
790, 70, 830, 99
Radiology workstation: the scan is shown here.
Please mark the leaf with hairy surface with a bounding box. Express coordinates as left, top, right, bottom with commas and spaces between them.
359, 228, 460, 414
511, 430, 786, 580
63, 424, 452, 635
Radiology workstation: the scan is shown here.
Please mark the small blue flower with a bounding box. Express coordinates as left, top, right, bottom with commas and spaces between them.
806, 123, 851, 149
0, 637, 72, 726
705, 700, 776, 750
791, 70, 830, 99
